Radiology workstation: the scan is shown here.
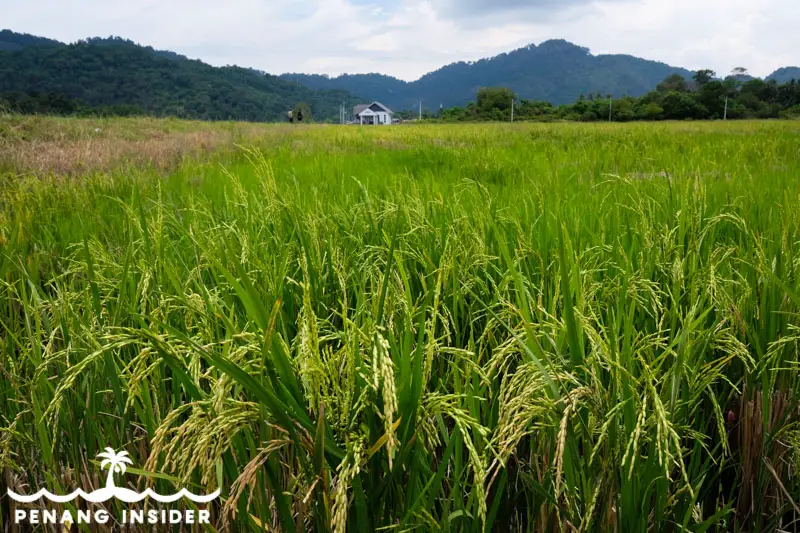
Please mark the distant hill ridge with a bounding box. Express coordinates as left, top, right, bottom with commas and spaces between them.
768, 67, 800, 84
0, 30, 360, 121
2, 29, 798, 119
0, 29, 62, 51
282, 40, 798, 111
282, 39, 697, 110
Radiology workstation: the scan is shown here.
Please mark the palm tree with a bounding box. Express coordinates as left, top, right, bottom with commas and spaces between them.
97, 448, 133, 489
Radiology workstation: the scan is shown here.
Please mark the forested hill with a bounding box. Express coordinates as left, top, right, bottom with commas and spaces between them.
0, 32, 359, 121
282, 40, 696, 110
768, 67, 800, 84
0, 29, 62, 51
3, 29, 797, 120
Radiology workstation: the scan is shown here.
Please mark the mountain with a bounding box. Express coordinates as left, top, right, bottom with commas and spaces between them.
3, 28, 797, 120
768, 67, 800, 84
0, 29, 63, 51
0, 31, 359, 122
726, 75, 756, 83
282, 40, 695, 110
286, 73, 408, 109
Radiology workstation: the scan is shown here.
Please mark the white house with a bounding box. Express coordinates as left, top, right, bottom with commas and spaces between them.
353, 102, 393, 125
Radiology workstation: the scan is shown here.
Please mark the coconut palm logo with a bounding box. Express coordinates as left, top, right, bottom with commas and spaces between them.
7, 447, 220, 504
98, 448, 133, 489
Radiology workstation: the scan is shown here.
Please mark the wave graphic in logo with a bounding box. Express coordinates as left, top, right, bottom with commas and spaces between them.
7, 448, 219, 505
7, 487, 221, 504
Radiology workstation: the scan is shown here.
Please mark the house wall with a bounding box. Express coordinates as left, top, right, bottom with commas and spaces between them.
363, 112, 391, 125
358, 108, 392, 125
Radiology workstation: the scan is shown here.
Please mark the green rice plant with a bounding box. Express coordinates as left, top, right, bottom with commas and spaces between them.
1, 119, 799, 531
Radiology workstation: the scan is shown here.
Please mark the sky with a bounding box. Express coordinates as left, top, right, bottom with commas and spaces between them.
2, 0, 798, 80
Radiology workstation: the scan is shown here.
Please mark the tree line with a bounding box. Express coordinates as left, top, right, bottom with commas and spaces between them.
0, 90, 148, 117
436, 70, 800, 122
3, 64, 799, 123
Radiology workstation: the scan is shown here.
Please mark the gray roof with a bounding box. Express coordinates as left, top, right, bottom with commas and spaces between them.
370, 101, 392, 114
354, 101, 393, 116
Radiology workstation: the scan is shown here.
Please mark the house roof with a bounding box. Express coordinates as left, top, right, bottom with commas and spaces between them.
370, 101, 392, 114
354, 101, 393, 116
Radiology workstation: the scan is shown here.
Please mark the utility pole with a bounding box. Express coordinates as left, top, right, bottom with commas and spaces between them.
724, 96, 728, 120
419, 100, 422, 121
609, 98, 613, 122
511, 99, 514, 122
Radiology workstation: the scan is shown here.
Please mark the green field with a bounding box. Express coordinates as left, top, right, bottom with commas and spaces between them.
2, 118, 800, 531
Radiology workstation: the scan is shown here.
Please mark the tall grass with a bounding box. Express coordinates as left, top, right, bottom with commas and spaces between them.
1, 120, 800, 531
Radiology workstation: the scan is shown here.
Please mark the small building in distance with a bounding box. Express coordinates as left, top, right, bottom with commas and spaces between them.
353, 102, 393, 125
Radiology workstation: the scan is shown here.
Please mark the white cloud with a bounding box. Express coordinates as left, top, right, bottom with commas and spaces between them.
563, 0, 799, 78
1, 0, 797, 80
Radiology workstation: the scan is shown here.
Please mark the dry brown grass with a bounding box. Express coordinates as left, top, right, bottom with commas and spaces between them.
0, 114, 286, 176
735, 387, 799, 523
